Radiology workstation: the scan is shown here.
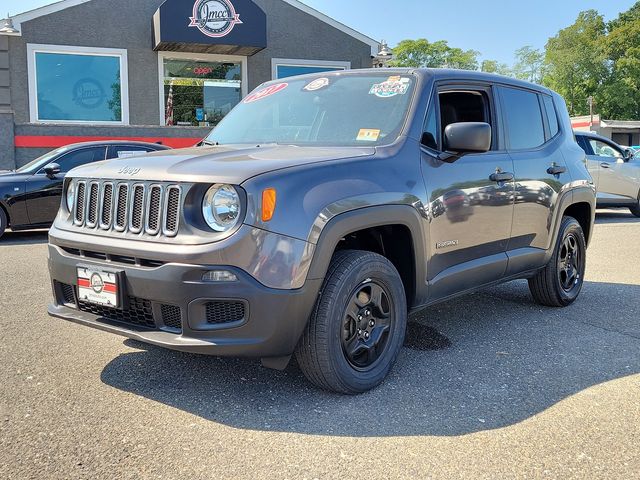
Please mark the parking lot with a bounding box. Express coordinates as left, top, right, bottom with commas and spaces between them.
0, 210, 639, 479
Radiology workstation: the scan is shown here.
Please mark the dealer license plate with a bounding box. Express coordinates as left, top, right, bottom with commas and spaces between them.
77, 267, 119, 308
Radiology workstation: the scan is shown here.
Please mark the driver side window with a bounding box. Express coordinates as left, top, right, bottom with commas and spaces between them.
421, 89, 492, 152
589, 140, 623, 160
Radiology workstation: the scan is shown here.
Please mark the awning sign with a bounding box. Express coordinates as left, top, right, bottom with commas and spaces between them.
189, 0, 243, 38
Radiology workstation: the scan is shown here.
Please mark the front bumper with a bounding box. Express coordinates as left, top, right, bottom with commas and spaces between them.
47, 244, 321, 359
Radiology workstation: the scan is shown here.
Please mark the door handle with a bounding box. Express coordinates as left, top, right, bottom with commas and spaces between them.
600, 162, 611, 168
489, 171, 514, 182
547, 165, 567, 175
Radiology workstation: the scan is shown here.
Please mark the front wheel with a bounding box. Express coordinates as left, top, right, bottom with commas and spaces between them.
629, 198, 640, 218
0, 208, 7, 239
528, 216, 586, 307
295, 250, 407, 394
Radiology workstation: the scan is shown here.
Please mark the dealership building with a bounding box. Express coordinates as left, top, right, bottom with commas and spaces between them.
0, 0, 379, 169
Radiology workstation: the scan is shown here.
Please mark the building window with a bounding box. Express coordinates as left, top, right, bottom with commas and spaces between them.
27, 44, 129, 124
161, 55, 244, 127
271, 59, 351, 80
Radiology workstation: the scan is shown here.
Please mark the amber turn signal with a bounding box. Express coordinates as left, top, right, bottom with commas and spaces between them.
261, 188, 277, 222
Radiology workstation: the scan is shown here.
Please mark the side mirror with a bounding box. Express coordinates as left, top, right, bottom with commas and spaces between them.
623, 148, 634, 162
43, 163, 61, 178
444, 122, 492, 155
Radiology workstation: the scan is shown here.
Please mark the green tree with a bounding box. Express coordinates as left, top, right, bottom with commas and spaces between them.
600, 2, 640, 119
512, 46, 545, 84
481, 59, 511, 76
543, 10, 608, 116
390, 39, 480, 70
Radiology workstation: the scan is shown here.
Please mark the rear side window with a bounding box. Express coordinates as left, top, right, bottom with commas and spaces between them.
47, 147, 106, 173
501, 87, 545, 150
543, 96, 559, 138
109, 145, 156, 159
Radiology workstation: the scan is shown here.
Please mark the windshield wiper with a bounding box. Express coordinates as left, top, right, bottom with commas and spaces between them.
200, 139, 220, 146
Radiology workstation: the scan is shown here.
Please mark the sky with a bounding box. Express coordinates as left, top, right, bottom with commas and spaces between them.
2, 0, 638, 64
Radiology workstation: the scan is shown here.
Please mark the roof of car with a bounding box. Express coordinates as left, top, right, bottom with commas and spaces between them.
60, 140, 170, 149
573, 130, 611, 141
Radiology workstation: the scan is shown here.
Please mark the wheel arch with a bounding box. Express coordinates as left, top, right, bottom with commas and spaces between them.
0, 200, 10, 227
306, 205, 428, 309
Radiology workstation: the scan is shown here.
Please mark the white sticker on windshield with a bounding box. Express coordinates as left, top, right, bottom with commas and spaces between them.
369, 77, 410, 98
303, 77, 330, 92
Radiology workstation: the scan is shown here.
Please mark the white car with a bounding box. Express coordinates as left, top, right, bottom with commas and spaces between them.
575, 131, 640, 217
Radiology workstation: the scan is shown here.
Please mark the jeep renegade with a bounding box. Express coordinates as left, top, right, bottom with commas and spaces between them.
47, 69, 596, 394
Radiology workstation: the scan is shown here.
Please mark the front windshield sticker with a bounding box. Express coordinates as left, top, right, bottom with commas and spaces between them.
369, 77, 410, 98
303, 77, 330, 92
243, 83, 288, 104
356, 129, 381, 142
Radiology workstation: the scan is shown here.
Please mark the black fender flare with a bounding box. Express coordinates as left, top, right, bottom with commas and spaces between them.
306, 204, 428, 307
545, 184, 596, 263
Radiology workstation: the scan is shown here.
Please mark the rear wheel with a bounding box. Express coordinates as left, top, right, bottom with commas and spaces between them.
528, 216, 586, 307
0, 208, 7, 239
295, 250, 407, 394
629, 198, 640, 218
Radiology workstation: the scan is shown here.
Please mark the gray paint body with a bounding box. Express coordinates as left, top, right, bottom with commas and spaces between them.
1, 0, 373, 169
47, 68, 596, 362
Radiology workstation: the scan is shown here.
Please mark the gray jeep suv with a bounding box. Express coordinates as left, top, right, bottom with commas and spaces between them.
47, 69, 596, 394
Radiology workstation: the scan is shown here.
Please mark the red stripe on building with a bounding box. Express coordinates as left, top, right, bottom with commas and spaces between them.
571, 121, 600, 128
14, 135, 202, 149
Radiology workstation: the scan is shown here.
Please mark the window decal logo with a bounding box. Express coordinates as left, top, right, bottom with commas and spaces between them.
72, 78, 106, 109
189, 0, 243, 38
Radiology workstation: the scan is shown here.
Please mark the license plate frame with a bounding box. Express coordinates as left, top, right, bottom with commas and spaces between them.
76, 266, 123, 309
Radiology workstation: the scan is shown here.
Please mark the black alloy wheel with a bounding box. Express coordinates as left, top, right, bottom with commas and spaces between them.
557, 232, 582, 293
341, 281, 394, 370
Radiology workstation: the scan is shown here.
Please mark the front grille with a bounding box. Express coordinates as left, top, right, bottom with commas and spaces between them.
146, 186, 162, 234
74, 182, 86, 224
115, 184, 128, 231
87, 183, 99, 227
161, 304, 182, 330
205, 301, 246, 325
164, 187, 181, 236
129, 184, 145, 233
100, 183, 113, 229
78, 296, 156, 329
71, 179, 182, 238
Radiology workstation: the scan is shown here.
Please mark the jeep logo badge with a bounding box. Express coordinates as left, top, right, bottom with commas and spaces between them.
117, 166, 141, 175
189, 0, 243, 38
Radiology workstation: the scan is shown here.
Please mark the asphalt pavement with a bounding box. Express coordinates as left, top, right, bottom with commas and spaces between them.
0, 210, 639, 479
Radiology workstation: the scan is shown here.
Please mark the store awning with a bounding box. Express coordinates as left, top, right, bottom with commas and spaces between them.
153, 0, 267, 55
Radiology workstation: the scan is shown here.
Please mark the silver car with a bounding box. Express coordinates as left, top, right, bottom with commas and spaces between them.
575, 131, 640, 217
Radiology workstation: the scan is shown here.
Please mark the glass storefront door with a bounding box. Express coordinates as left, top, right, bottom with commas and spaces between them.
162, 58, 242, 127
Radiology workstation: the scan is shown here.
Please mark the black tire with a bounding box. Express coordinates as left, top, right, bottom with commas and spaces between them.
0, 208, 6, 239
528, 216, 586, 307
295, 250, 407, 394
629, 199, 640, 218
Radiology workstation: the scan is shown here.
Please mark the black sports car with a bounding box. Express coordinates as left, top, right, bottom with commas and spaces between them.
0, 141, 170, 238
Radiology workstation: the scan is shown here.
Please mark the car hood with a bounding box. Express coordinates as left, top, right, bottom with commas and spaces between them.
67, 144, 376, 184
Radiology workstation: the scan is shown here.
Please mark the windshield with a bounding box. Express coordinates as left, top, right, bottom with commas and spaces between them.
16, 147, 69, 173
204, 73, 416, 147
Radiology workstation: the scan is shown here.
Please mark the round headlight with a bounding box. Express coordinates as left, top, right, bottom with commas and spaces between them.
202, 184, 241, 232
66, 181, 75, 213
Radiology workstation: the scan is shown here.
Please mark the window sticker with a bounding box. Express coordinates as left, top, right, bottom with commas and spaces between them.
356, 128, 381, 142
303, 77, 330, 92
116, 151, 143, 158
243, 83, 288, 104
369, 77, 410, 98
